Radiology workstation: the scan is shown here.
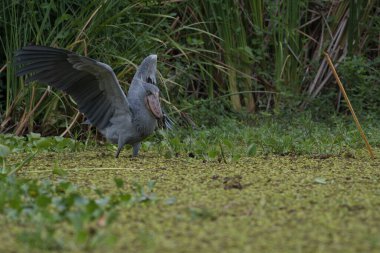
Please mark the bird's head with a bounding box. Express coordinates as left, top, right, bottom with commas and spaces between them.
129, 54, 163, 119
134, 54, 157, 85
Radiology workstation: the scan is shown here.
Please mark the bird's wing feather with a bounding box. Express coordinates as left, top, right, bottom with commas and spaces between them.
15, 46, 131, 131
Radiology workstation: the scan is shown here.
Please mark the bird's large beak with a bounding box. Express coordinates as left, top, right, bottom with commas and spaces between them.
135, 54, 158, 85
145, 92, 163, 119
145, 55, 157, 84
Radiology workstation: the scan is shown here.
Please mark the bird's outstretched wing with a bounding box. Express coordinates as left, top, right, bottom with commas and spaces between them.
15, 46, 131, 131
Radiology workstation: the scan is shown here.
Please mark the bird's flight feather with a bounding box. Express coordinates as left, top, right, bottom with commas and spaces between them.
15, 46, 132, 131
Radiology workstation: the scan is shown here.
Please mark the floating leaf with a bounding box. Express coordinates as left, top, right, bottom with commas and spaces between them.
114, 178, 124, 189
119, 193, 132, 203
314, 177, 327, 184
165, 197, 176, 205
52, 167, 67, 176
36, 195, 52, 208
86, 199, 99, 213
147, 180, 156, 191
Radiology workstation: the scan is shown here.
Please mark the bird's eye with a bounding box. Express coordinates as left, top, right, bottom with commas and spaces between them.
147, 77, 153, 84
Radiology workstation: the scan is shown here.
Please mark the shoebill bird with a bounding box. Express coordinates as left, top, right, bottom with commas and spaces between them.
15, 46, 172, 158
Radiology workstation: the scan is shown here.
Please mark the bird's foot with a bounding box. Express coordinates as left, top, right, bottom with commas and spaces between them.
129, 155, 138, 161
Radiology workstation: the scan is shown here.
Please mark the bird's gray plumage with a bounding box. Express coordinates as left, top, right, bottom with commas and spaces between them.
15, 45, 168, 158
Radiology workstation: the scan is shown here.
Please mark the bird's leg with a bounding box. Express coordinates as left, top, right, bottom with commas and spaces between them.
115, 146, 122, 158
132, 142, 141, 157
115, 136, 125, 158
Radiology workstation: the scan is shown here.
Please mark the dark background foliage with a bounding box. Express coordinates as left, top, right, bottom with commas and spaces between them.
0, 0, 379, 135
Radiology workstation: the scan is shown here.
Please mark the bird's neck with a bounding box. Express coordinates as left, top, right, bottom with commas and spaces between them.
127, 81, 146, 107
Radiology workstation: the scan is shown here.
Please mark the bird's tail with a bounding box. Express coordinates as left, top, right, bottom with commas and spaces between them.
159, 109, 174, 130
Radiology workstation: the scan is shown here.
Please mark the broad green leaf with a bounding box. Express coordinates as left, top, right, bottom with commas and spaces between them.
0, 144, 11, 158
247, 144, 257, 156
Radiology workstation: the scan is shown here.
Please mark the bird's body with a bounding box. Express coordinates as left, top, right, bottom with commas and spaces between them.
15, 46, 170, 157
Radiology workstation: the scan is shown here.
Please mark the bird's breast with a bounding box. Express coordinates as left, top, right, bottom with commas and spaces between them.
132, 109, 157, 138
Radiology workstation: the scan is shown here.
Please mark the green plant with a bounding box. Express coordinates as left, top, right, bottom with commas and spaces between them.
0, 160, 159, 250
147, 112, 380, 160
0, 133, 164, 250
0, 133, 86, 153
338, 56, 380, 113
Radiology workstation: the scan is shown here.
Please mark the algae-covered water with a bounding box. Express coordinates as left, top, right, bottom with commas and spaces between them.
2, 148, 380, 253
